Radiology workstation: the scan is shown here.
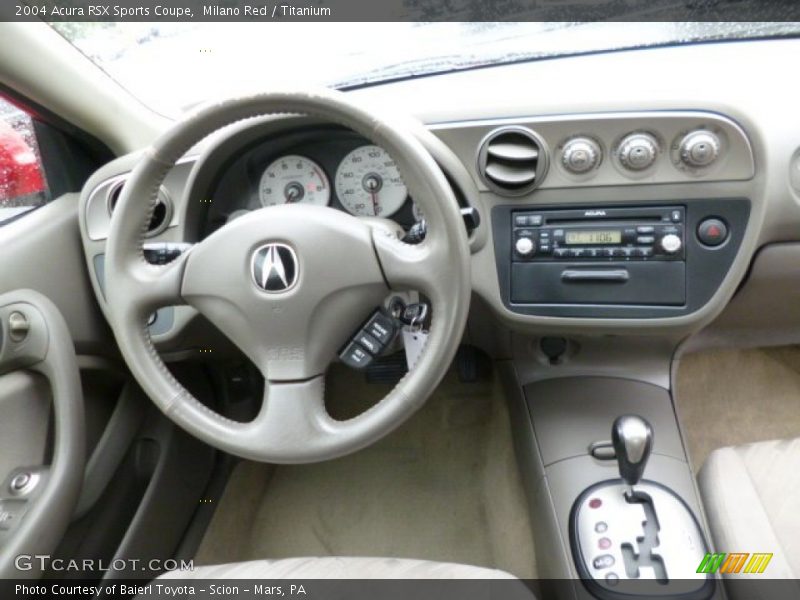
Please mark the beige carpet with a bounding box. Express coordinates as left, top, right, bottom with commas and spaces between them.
676, 347, 800, 472
195, 364, 537, 578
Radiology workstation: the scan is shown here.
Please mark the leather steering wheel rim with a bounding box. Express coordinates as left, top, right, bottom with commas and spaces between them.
104, 89, 471, 463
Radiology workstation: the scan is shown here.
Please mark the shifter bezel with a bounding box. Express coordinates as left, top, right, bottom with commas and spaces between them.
569, 479, 714, 600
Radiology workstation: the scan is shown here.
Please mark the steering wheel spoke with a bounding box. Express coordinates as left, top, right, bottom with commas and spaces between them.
124, 253, 188, 316
371, 229, 444, 295
244, 377, 334, 462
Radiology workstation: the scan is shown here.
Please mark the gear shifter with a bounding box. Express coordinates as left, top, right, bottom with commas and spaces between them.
612, 415, 654, 492
571, 414, 710, 591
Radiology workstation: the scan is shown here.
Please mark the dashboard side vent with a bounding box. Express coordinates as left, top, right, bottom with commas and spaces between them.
477, 127, 548, 196
107, 179, 173, 237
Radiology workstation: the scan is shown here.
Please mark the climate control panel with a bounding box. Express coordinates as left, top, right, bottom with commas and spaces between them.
432, 110, 754, 192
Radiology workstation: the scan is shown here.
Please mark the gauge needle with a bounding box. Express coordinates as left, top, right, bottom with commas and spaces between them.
371, 192, 379, 216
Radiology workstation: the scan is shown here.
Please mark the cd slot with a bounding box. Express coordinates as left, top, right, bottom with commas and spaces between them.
545, 216, 663, 225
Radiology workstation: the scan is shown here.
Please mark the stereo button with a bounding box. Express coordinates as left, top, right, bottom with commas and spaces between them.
660, 234, 682, 254
515, 237, 536, 256
636, 236, 655, 244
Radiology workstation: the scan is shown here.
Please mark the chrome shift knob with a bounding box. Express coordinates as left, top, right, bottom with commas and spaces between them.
612, 415, 654, 488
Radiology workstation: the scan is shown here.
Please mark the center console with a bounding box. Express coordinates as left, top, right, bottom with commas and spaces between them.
569, 415, 712, 599
501, 373, 721, 600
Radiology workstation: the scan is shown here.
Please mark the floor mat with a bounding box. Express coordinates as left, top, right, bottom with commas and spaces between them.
195, 364, 537, 578
676, 347, 800, 472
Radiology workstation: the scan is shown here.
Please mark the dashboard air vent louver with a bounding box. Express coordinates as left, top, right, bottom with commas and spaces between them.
477, 127, 548, 196
107, 180, 173, 237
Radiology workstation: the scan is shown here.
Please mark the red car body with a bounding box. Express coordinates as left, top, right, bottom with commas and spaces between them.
0, 119, 45, 201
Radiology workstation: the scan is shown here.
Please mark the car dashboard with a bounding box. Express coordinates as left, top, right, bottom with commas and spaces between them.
77, 37, 800, 353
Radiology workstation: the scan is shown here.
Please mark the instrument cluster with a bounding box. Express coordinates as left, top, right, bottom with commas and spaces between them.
204, 131, 422, 236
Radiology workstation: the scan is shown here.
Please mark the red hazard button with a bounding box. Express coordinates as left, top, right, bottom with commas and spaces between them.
697, 218, 729, 247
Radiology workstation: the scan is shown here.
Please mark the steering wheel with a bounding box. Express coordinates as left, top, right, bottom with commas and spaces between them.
104, 90, 471, 463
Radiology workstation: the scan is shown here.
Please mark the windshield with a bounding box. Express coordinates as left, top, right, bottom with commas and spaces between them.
49, 22, 798, 118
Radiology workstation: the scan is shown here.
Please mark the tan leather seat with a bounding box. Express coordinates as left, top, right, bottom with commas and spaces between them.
138, 558, 535, 600
699, 437, 800, 578
157, 557, 524, 579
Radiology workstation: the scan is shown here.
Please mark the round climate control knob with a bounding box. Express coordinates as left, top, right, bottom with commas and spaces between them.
618, 133, 659, 171
660, 233, 682, 255
679, 130, 721, 168
561, 137, 602, 174
515, 237, 535, 256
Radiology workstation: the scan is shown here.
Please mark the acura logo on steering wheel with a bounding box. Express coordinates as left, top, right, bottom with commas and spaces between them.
251, 243, 298, 293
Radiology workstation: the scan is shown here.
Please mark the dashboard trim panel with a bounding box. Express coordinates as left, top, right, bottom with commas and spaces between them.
432, 110, 755, 191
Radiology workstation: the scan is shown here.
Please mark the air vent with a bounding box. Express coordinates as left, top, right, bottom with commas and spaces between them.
106, 180, 173, 237
477, 127, 548, 196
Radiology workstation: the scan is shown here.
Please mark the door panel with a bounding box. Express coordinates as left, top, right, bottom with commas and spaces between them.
0, 371, 50, 482
0, 194, 112, 354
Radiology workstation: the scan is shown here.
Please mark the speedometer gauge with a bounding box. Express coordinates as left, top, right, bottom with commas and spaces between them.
335, 145, 407, 217
259, 155, 330, 207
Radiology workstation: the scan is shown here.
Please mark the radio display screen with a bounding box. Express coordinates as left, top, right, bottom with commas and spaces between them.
565, 230, 622, 245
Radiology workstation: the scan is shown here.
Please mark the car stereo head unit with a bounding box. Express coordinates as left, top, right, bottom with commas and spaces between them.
493, 198, 750, 318
512, 206, 685, 262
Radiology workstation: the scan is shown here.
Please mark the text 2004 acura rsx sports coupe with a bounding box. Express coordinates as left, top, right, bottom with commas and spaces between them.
0, 14, 799, 600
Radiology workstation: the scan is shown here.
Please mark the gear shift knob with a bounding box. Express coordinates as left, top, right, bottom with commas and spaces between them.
612, 415, 654, 488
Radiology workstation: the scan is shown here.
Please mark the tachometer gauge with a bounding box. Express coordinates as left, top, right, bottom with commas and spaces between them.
259, 155, 330, 207
335, 145, 407, 217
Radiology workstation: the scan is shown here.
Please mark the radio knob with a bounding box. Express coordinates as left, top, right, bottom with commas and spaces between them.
618, 133, 659, 171
515, 237, 535, 256
561, 137, 602, 174
679, 130, 721, 168
660, 233, 682, 254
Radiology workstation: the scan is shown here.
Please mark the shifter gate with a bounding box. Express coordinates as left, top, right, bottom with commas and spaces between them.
569, 480, 713, 599
619, 491, 668, 583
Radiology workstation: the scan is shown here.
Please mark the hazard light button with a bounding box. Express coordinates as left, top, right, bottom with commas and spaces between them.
697, 218, 729, 247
